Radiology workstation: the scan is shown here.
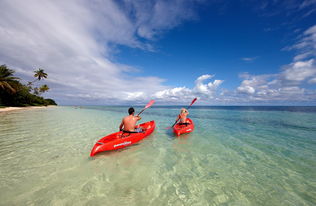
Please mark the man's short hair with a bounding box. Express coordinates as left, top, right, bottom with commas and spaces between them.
128, 107, 135, 115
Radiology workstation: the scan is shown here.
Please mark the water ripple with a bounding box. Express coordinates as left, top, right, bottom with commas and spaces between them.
0, 106, 315, 205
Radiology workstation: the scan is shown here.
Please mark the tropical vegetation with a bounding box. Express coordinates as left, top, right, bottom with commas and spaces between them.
0, 65, 57, 106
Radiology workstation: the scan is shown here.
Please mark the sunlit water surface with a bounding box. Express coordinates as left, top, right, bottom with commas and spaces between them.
0, 106, 315, 205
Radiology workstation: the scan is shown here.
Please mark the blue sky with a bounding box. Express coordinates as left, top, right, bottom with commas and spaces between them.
116, 1, 313, 87
0, 0, 316, 105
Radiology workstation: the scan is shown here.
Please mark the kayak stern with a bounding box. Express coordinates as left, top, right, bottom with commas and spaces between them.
90, 120, 155, 156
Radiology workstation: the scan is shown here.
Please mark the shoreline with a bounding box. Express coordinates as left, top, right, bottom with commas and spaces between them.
0, 105, 57, 113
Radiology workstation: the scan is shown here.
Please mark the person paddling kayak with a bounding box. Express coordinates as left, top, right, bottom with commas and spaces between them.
119, 107, 142, 133
176, 108, 190, 125
90, 100, 155, 156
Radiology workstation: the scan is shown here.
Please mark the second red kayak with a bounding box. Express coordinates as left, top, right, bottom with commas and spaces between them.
173, 118, 194, 136
90, 120, 155, 156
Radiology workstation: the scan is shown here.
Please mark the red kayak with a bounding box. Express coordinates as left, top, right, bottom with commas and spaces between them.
90, 120, 155, 156
173, 118, 194, 136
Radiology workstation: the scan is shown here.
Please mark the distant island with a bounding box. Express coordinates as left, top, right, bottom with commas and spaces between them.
0, 64, 57, 107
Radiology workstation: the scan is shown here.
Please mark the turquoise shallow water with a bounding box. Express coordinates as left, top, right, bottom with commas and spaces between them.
0, 106, 316, 205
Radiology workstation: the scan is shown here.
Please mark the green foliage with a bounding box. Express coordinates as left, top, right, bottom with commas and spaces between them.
39, 84, 49, 95
0, 65, 20, 93
0, 65, 57, 107
34, 68, 48, 81
45, 98, 57, 105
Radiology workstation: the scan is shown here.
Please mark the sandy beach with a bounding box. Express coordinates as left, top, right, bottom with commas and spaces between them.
0, 105, 57, 113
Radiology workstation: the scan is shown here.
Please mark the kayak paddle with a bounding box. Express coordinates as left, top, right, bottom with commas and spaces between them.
166, 97, 197, 129
186, 97, 197, 110
137, 100, 155, 116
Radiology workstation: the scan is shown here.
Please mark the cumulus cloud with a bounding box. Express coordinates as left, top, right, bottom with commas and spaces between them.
236, 72, 307, 101
235, 62, 315, 103
0, 0, 202, 104
236, 63, 315, 104
281, 59, 316, 82
153, 74, 223, 103
1, 0, 315, 105
282, 26, 316, 87
152, 15, 316, 104
237, 85, 256, 94
154, 87, 193, 100
194, 75, 223, 94
233, 24, 316, 104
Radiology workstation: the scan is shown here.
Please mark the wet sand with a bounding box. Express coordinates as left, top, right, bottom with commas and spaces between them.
0, 105, 57, 113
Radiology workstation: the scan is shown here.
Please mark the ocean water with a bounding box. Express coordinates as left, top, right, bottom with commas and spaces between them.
0, 106, 315, 206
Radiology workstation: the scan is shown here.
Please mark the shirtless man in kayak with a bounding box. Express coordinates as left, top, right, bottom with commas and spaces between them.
119, 107, 142, 132
176, 108, 190, 125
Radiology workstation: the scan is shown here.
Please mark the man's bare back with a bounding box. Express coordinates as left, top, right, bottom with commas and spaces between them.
119, 107, 141, 132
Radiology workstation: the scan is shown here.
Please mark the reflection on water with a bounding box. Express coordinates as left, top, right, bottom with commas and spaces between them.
0, 106, 316, 205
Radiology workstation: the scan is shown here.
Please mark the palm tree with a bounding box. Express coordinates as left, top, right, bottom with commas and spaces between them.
0, 65, 19, 93
34, 68, 48, 81
26, 81, 33, 92
33, 87, 39, 95
39, 84, 49, 94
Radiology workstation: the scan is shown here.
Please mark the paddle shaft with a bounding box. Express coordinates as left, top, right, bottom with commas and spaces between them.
137, 100, 155, 116
137, 109, 145, 116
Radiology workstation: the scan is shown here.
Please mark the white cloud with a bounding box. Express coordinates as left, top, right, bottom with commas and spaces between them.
1, 1, 315, 105
232, 24, 316, 104
308, 77, 316, 84
153, 20, 316, 105
124, 91, 145, 101
293, 52, 313, 61
194, 74, 223, 94
237, 73, 273, 95
236, 72, 308, 101
125, 0, 200, 40
299, 0, 316, 9
154, 87, 192, 100
257, 0, 316, 18
237, 85, 255, 94
282, 59, 316, 82
291, 25, 316, 61
153, 74, 223, 103
0, 0, 202, 104
234, 58, 316, 102
241, 57, 258, 62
